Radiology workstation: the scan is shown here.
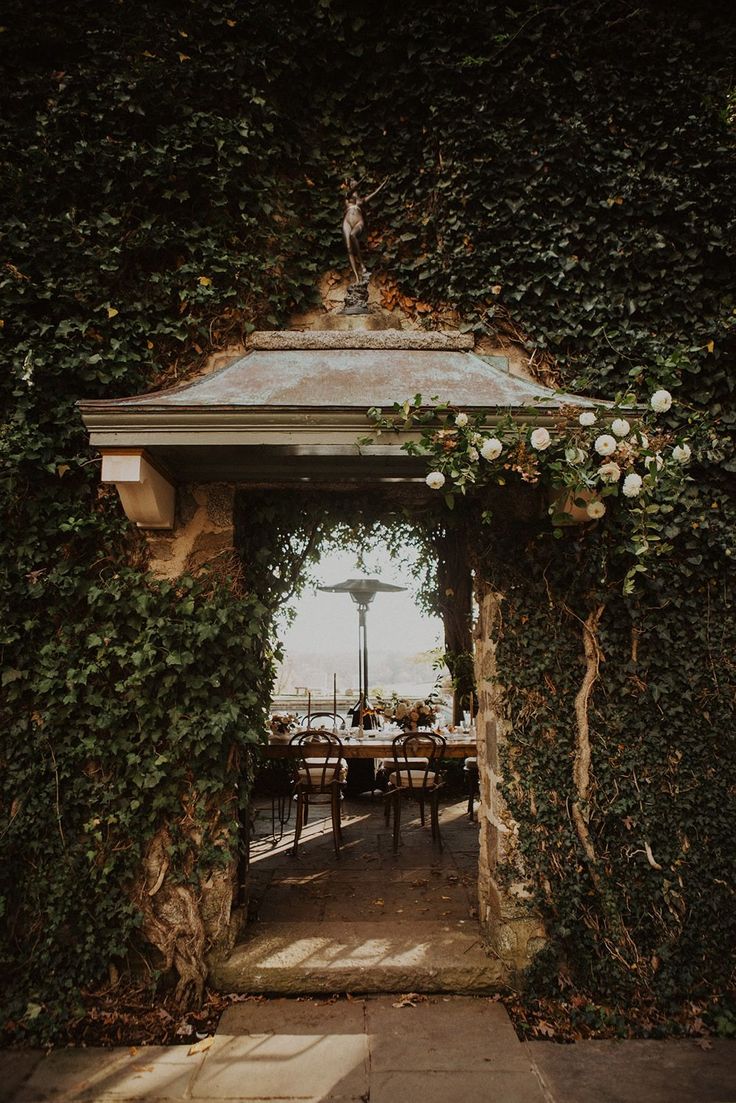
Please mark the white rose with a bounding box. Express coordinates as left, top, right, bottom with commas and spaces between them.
586, 500, 606, 519
644, 452, 664, 471
480, 437, 503, 461
594, 434, 617, 456
530, 427, 551, 451
672, 443, 691, 464
426, 471, 446, 490
468, 447, 479, 462
622, 473, 643, 497
650, 389, 672, 413
565, 446, 586, 465
471, 432, 483, 446
599, 461, 621, 483
455, 412, 469, 428
579, 411, 597, 427
611, 418, 630, 438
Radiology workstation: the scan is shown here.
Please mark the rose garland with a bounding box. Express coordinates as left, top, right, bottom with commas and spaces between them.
367, 390, 696, 593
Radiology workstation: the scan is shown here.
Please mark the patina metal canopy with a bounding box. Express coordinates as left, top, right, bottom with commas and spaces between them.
317, 577, 406, 607
78, 328, 604, 527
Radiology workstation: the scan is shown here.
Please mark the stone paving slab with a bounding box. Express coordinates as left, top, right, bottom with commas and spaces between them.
528, 1037, 736, 1103
204, 999, 369, 1101
0, 1050, 44, 1098
370, 1069, 547, 1103
365, 996, 529, 1072
9, 1045, 207, 1102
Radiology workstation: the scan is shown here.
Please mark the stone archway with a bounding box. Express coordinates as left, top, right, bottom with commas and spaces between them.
78, 312, 603, 989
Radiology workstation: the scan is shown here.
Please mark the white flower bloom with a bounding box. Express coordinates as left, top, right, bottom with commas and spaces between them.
672, 443, 692, 464
599, 460, 621, 483
622, 473, 643, 497
611, 418, 630, 438
579, 411, 597, 427
480, 437, 503, 461
644, 452, 664, 471
594, 434, 617, 456
455, 412, 469, 428
586, 500, 606, 519
426, 471, 446, 490
530, 427, 551, 450
650, 389, 673, 413
565, 446, 586, 465
468, 447, 479, 462
471, 432, 483, 446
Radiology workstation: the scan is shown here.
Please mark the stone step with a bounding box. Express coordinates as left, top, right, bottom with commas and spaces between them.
210, 920, 505, 995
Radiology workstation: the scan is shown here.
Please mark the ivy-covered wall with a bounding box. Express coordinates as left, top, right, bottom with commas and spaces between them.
1, 1, 734, 1039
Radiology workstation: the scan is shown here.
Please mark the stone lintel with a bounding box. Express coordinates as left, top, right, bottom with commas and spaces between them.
248, 329, 475, 351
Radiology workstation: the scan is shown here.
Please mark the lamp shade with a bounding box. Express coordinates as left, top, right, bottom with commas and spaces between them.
317, 577, 407, 605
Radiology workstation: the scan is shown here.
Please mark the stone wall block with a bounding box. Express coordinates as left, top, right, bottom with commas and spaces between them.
206, 485, 235, 527
146, 483, 236, 581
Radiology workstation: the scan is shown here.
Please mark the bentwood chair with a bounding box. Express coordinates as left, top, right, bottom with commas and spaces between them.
384, 732, 446, 852
289, 731, 347, 857
299, 712, 347, 730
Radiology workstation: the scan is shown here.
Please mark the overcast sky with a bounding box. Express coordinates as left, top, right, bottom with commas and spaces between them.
277, 546, 444, 681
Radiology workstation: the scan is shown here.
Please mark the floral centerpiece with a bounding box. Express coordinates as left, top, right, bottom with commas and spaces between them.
269, 713, 297, 736
378, 695, 438, 730
367, 388, 700, 595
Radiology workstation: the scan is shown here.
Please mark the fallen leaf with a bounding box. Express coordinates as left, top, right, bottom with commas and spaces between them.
178, 53, 190, 62
198, 276, 212, 286
188, 1035, 214, 1056
106, 306, 119, 318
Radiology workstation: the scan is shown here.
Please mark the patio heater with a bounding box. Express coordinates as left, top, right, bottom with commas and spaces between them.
317, 577, 406, 733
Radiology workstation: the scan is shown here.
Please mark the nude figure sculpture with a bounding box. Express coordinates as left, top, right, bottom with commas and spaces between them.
342, 176, 387, 284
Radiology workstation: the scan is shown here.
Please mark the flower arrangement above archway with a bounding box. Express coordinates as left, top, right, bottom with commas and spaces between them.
368, 389, 698, 594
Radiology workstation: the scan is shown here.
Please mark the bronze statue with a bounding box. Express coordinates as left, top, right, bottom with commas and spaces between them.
342, 176, 387, 284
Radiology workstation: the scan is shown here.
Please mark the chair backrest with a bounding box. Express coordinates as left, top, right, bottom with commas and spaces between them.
390, 732, 446, 790
290, 730, 344, 789
299, 712, 346, 731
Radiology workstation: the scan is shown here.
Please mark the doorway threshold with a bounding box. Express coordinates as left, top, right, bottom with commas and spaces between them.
210, 798, 505, 995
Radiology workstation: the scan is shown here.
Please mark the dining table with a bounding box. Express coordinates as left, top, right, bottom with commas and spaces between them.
264, 730, 477, 759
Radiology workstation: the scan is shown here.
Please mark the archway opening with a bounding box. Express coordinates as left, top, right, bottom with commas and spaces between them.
223, 486, 491, 994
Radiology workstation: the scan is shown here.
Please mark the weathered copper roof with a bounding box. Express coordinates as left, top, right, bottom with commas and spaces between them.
79, 330, 603, 484
82, 330, 594, 413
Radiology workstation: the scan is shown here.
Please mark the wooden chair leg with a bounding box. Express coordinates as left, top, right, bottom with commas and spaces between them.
293, 789, 304, 856
330, 786, 341, 857
337, 783, 345, 844
431, 791, 443, 851
419, 795, 425, 826
384, 790, 392, 826
392, 790, 401, 853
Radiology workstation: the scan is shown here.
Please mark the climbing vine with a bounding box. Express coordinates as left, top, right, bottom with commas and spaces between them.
1, 0, 735, 1040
